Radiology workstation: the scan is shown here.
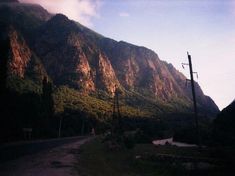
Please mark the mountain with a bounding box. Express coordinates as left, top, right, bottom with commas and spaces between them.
213, 100, 235, 145
1, 0, 19, 3
0, 1, 219, 118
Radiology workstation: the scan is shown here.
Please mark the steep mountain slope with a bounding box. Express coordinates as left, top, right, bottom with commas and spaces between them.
0, 1, 51, 34
0, 1, 219, 117
32, 14, 119, 93
213, 100, 235, 145
0, 1, 50, 81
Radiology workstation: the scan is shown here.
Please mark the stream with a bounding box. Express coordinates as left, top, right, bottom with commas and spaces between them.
152, 137, 197, 147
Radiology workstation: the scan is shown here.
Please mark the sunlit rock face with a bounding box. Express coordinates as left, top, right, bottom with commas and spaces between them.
95, 53, 119, 95
31, 14, 120, 94
100, 40, 184, 100
8, 28, 31, 78
0, 2, 219, 114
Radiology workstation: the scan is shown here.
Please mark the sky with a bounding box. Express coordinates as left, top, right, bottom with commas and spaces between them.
19, 0, 235, 110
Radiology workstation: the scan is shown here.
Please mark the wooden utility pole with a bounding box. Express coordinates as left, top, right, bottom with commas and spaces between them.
112, 86, 122, 133
113, 89, 121, 121
58, 115, 63, 138
182, 52, 201, 148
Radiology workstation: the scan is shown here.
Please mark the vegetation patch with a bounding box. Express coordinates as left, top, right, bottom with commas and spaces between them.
76, 137, 228, 176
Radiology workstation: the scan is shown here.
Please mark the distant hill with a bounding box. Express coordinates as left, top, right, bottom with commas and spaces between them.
0, 1, 219, 118
213, 100, 235, 145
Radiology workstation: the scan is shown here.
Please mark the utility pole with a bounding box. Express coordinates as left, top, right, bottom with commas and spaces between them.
113, 87, 121, 120
182, 52, 201, 148
58, 115, 63, 138
112, 86, 122, 134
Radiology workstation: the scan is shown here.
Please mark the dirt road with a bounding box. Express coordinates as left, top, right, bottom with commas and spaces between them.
0, 137, 90, 176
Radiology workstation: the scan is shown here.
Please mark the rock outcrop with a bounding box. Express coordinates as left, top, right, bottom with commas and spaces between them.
8, 27, 31, 77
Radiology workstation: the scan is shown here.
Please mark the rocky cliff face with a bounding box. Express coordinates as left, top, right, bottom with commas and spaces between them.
0, 2, 219, 115
8, 27, 31, 77
100, 40, 185, 100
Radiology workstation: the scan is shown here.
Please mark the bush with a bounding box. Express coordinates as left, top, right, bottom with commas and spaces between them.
134, 129, 152, 143
124, 135, 135, 149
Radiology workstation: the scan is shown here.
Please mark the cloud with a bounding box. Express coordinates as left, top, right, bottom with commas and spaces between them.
119, 12, 130, 17
19, 0, 102, 27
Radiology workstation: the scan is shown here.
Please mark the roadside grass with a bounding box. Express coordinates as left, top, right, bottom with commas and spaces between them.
75, 138, 227, 176
134, 144, 200, 157
76, 138, 135, 176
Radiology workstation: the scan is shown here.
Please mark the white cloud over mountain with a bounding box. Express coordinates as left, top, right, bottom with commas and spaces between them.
19, 0, 102, 27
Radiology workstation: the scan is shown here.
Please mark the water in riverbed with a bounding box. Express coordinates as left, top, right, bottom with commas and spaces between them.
152, 138, 197, 147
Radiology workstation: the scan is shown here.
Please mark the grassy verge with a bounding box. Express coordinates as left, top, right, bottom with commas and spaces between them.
75, 138, 228, 176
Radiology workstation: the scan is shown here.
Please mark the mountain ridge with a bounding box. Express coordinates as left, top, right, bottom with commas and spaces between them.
0, 2, 219, 116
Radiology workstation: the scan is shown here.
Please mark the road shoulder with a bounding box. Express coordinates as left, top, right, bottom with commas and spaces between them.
0, 137, 91, 176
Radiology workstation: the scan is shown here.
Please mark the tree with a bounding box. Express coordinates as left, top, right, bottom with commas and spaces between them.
0, 26, 9, 95
42, 76, 54, 117
0, 24, 10, 143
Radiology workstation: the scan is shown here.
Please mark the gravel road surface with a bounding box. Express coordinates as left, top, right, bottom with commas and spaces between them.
0, 137, 91, 176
